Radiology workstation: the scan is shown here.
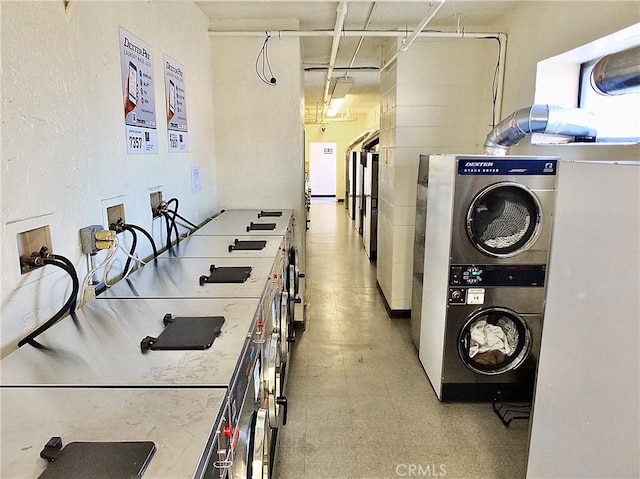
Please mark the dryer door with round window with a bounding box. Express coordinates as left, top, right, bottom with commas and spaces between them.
466, 183, 542, 258
458, 307, 532, 376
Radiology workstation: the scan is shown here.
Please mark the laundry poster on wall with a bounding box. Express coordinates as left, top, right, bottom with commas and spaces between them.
164, 55, 189, 153
119, 27, 158, 154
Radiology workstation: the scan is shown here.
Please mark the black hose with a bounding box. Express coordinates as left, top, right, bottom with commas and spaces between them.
166, 198, 199, 230
17, 257, 80, 348
170, 210, 180, 244
165, 198, 180, 244
49, 253, 79, 313
122, 227, 138, 277
174, 212, 199, 230
124, 224, 158, 259
166, 211, 180, 248
165, 197, 179, 213
163, 211, 173, 250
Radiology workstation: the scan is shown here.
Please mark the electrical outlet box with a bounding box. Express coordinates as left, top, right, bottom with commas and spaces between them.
150, 191, 163, 219
18, 226, 52, 274
80, 225, 104, 255
107, 204, 126, 230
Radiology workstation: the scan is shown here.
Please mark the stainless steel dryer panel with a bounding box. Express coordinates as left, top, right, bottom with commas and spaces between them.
101, 257, 275, 299
0, 387, 227, 479
1, 298, 260, 387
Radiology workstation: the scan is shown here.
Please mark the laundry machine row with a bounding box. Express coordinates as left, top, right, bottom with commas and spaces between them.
0, 298, 274, 479
190, 208, 305, 332
418, 155, 558, 402
0, 209, 296, 478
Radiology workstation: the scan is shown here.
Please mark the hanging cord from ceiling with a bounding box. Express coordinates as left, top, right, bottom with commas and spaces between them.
255, 32, 277, 86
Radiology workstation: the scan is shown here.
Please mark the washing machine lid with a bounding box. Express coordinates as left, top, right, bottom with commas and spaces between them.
458, 307, 532, 375
467, 182, 542, 258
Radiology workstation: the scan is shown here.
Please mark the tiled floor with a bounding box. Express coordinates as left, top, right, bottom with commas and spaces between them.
275, 199, 529, 479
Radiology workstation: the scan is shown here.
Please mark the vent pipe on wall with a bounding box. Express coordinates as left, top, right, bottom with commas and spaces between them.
591, 45, 640, 96
483, 104, 597, 155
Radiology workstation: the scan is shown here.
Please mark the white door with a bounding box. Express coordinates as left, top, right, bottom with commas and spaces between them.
309, 142, 337, 197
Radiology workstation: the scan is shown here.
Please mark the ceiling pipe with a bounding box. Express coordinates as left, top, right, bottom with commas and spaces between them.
323, 1, 349, 106
348, 2, 377, 68
381, 0, 446, 71
208, 25, 507, 120
208, 29, 500, 39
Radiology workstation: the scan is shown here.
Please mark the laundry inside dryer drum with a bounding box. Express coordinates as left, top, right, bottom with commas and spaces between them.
458, 308, 532, 375
467, 184, 541, 257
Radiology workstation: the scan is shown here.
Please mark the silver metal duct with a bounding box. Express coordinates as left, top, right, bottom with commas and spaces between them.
483, 104, 597, 155
591, 45, 640, 96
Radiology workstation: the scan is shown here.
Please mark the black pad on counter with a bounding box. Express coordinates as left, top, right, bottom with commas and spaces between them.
140, 314, 225, 352
257, 210, 283, 218
38, 438, 155, 479
199, 265, 252, 285
246, 222, 276, 232
228, 239, 267, 252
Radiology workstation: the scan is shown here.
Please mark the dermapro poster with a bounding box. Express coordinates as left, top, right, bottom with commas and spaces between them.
164, 55, 189, 153
120, 27, 158, 154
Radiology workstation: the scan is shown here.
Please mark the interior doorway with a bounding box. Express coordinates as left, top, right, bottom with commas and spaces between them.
309, 142, 337, 198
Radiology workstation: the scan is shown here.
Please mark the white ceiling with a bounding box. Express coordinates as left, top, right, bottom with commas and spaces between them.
198, 1, 523, 118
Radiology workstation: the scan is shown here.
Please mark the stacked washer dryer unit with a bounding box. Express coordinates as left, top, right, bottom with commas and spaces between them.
419, 155, 558, 401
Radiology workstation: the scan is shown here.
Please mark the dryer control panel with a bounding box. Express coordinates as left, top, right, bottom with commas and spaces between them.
449, 264, 546, 287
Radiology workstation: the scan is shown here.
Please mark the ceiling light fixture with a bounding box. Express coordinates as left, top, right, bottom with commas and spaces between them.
326, 77, 354, 117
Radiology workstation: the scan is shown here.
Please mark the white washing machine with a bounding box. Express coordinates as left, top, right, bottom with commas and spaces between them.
188, 208, 303, 335
193, 209, 294, 249
1, 298, 262, 388
158, 234, 293, 365
419, 154, 558, 401
101, 257, 275, 300
0, 387, 229, 479
164, 234, 285, 261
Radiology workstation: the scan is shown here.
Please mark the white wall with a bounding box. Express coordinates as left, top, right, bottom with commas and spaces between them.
494, 1, 640, 160
377, 37, 496, 311
210, 28, 306, 263
0, 1, 217, 357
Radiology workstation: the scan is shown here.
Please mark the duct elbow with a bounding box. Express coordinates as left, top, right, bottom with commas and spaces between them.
483, 104, 597, 155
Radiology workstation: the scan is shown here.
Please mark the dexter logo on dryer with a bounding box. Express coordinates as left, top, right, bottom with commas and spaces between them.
460, 161, 499, 174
